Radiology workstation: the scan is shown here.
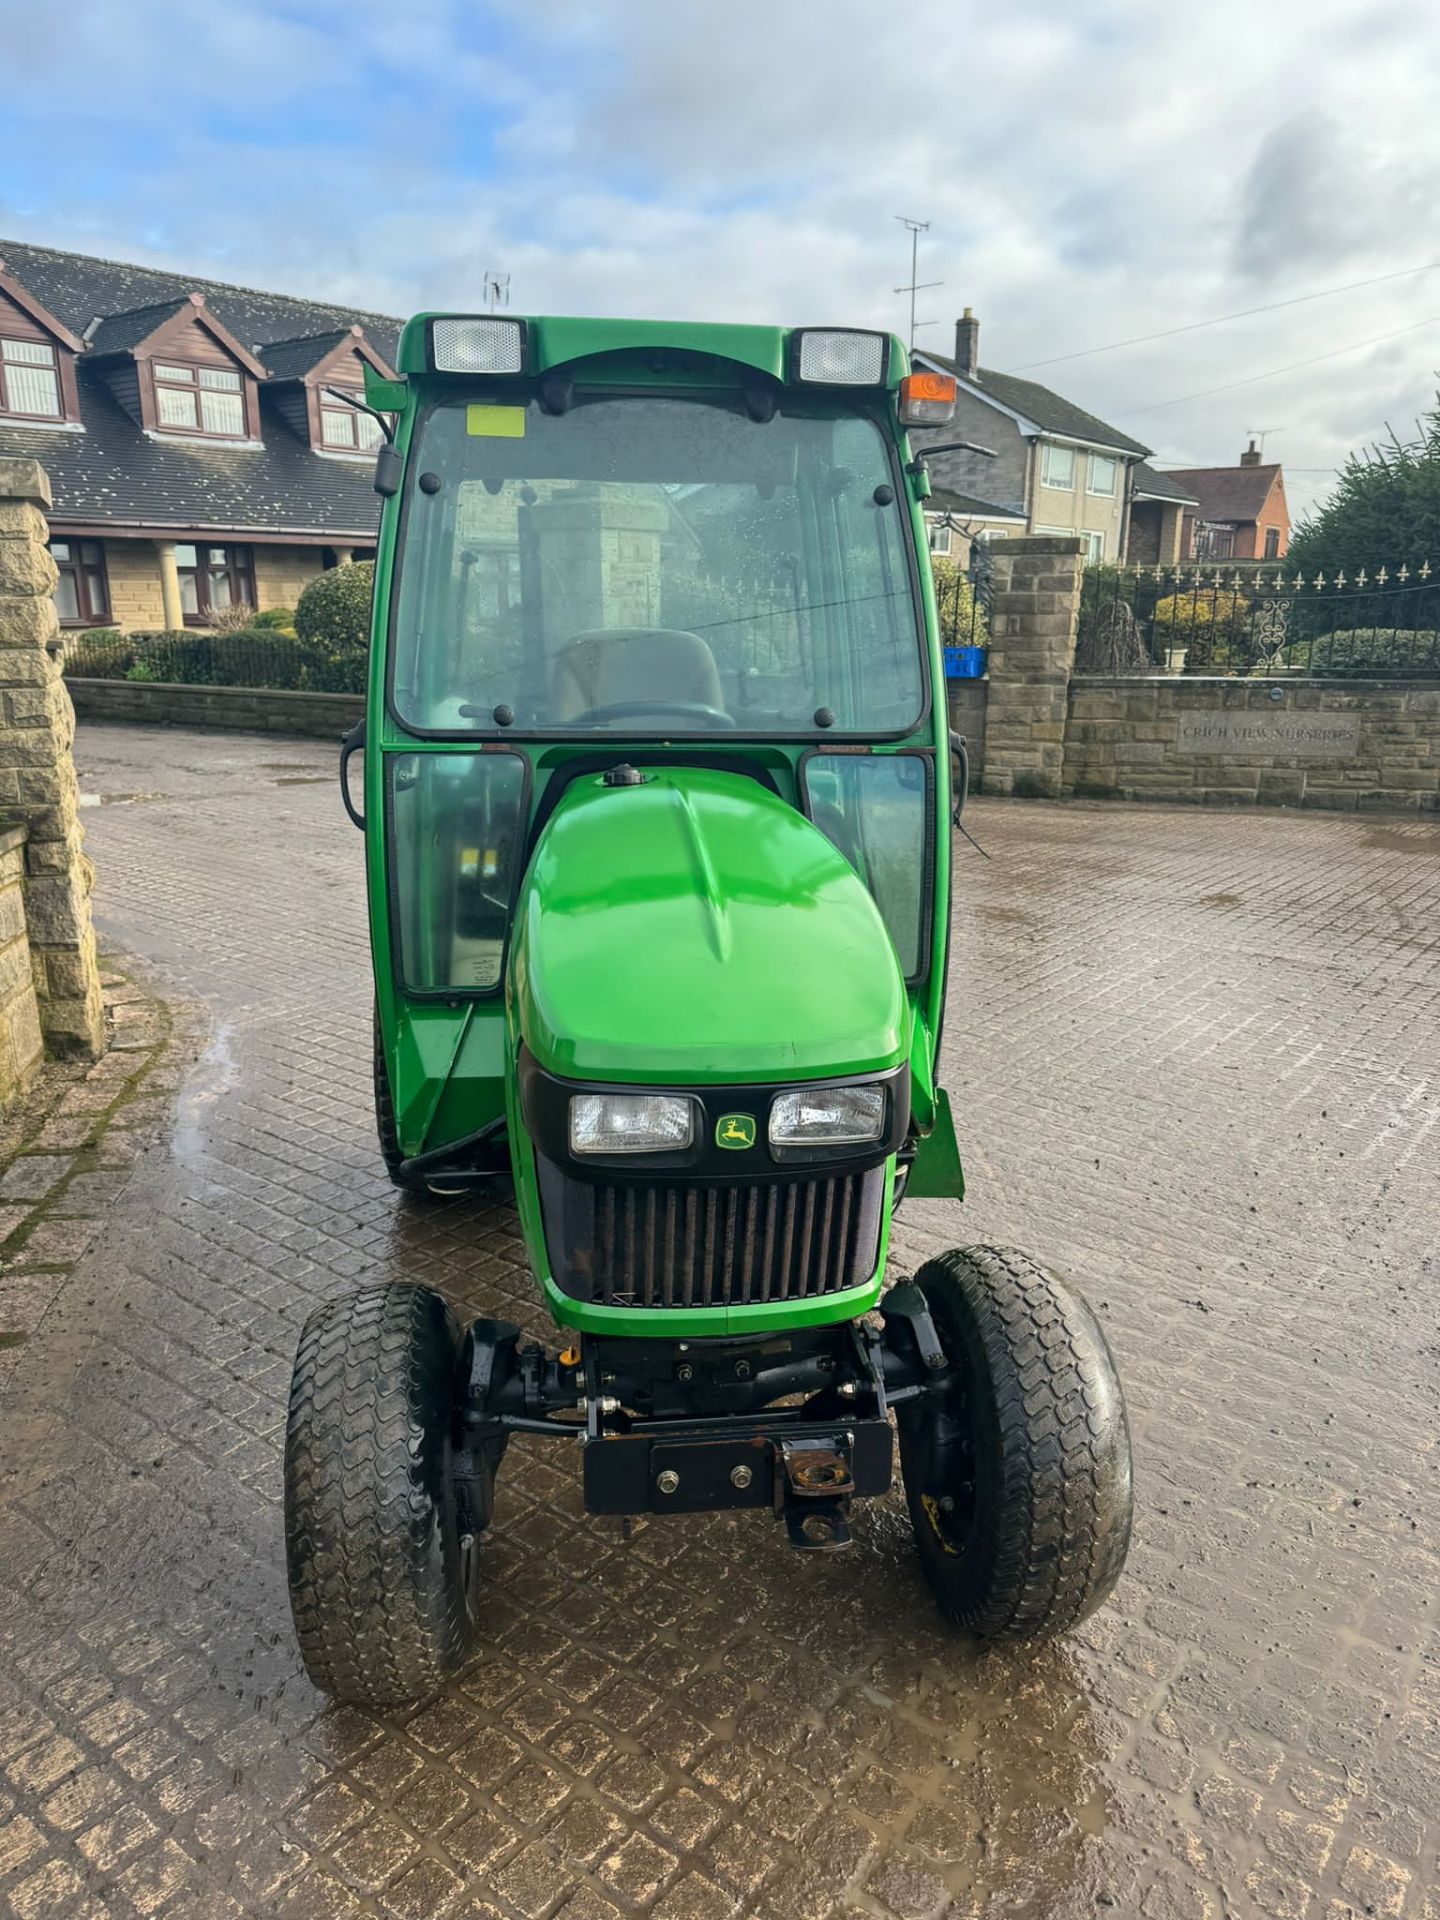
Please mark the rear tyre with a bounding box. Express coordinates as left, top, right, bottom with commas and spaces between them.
896, 1244, 1132, 1641
284, 1282, 485, 1708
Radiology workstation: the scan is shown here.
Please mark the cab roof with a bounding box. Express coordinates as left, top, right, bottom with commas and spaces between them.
392, 313, 910, 388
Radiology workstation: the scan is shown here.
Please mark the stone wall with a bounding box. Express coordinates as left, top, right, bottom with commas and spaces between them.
67, 677, 362, 738
1065, 677, 1439, 811
253, 544, 325, 614
0, 825, 44, 1108
102, 538, 168, 632
0, 459, 105, 1056
943, 678, 987, 778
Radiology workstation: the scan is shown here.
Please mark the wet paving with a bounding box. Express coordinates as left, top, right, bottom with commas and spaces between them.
2, 722, 1438, 1920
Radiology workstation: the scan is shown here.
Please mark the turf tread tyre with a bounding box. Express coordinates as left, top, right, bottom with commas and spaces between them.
899, 1243, 1131, 1641
285, 1282, 477, 1708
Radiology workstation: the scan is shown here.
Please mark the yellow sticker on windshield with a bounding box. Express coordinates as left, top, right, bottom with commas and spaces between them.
466, 404, 525, 438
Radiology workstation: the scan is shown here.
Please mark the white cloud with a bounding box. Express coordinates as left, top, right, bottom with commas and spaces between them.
3, 0, 1440, 519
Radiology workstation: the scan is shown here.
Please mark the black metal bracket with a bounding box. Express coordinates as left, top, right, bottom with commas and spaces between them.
880, 1281, 950, 1379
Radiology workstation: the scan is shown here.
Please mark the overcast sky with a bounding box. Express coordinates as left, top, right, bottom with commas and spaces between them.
4, 0, 1439, 520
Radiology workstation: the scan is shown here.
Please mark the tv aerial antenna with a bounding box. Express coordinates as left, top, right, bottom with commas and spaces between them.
894, 216, 942, 349
483, 271, 511, 314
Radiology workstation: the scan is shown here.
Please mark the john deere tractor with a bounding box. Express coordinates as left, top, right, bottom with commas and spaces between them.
283, 315, 1133, 1708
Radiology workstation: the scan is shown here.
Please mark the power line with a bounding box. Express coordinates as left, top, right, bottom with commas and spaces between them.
1118, 314, 1440, 417
1006, 260, 1440, 373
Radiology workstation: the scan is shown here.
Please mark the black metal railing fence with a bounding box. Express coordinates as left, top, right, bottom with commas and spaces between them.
1076, 561, 1440, 677
932, 551, 990, 652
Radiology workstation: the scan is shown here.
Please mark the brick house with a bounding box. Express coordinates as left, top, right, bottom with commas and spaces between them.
0, 241, 399, 633
913, 311, 1153, 564
1166, 442, 1291, 561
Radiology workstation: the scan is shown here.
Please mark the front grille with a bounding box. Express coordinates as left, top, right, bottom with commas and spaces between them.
537, 1160, 885, 1309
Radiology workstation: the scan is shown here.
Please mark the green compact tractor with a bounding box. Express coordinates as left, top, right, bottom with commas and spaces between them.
283, 316, 1133, 1708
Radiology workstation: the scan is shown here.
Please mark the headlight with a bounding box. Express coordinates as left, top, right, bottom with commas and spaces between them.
793, 328, 888, 386
769, 1085, 885, 1147
430, 317, 526, 374
570, 1092, 694, 1155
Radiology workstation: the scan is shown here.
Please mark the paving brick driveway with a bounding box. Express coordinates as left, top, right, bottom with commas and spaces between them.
1, 722, 1437, 1920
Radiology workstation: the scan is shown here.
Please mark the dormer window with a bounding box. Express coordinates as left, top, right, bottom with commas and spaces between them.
153, 362, 246, 438
320, 389, 383, 451
0, 261, 83, 425
0, 337, 62, 419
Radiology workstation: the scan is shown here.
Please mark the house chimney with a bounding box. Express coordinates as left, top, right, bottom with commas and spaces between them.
1240, 439, 1262, 467
954, 308, 979, 381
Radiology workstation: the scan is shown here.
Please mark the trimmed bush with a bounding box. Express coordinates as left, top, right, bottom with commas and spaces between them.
249, 606, 299, 636
295, 562, 374, 655
1154, 590, 1256, 671
1306, 628, 1440, 677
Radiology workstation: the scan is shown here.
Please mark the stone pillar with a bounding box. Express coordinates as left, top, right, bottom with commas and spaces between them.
525, 491, 668, 632
333, 547, 354, 567
0, 458, 105, 1057
157, 541, 185, 631
981, 535, 1083, 799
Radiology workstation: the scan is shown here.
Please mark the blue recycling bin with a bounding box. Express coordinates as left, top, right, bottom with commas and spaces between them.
943, 644, 987, 679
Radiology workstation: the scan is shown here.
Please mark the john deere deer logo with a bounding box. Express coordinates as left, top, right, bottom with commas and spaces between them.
716, 1114, 756, 1150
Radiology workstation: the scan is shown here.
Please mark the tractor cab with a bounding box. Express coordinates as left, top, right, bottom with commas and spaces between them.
283, 315, 1133, 1711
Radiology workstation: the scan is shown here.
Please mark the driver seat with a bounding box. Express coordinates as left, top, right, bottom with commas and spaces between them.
550, 628, 725, 721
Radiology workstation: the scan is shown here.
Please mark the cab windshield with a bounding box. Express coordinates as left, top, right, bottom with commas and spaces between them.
389, 392, 925, 735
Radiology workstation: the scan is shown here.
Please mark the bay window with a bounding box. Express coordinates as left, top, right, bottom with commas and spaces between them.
50, 540, 110, 626
176, 544, 255, 622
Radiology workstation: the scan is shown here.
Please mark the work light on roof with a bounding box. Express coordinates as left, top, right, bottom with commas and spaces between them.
794, 329, 888, 386
430, 317, 526, 374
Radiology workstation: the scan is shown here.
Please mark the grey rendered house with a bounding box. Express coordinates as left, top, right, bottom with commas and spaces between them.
0, 240, 400, 634
913, 311, 1152, 563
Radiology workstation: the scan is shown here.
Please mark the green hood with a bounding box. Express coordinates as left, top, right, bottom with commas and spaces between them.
511, 767, 908, 1084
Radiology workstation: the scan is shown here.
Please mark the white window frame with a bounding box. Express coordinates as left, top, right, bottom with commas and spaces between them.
1039, 442, 1075, 490
152, 361, 246, 438
1087, 453, 1118, 497
320, 387, 384, 452
1082, 529, 1106, 563
0, 337, 62, 419
1034, 524, 1074, 538
924, 517, 952, 557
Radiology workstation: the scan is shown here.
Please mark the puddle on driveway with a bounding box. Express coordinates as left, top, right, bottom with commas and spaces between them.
1362, 823, 1440, 855
79, 790, 162, 808
171, 1019, 238, 1172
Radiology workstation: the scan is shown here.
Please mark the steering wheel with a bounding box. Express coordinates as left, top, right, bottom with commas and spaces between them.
568, 700, 737, 730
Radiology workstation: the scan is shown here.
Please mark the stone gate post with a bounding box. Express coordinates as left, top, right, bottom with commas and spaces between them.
0, 458, 105, 1056
980, 535, 1083, 799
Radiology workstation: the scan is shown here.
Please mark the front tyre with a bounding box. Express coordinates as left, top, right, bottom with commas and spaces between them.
897, 1245, 1132, 1641
284, 1283, 484, 1708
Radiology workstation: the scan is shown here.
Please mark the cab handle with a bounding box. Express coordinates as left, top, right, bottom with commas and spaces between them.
949, 729, 969, 824
339, 719, 366, 830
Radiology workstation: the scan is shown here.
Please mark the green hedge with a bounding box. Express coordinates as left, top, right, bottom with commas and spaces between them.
63, 628, 366, 693
1305, 628, 1440, 677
